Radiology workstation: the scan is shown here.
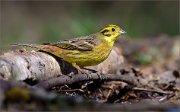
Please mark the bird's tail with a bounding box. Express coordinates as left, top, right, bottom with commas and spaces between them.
11, 43, 40, 50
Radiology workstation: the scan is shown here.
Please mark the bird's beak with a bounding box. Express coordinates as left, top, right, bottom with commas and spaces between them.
120, 29, 126, 34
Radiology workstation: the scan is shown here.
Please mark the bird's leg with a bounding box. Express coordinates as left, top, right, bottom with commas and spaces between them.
72, 63, 86, 74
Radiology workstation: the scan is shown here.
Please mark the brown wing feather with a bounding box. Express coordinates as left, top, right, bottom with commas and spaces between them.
43, 34, 97, 51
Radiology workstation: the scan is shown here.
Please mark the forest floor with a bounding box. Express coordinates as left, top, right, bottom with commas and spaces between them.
0, 35, 180, 111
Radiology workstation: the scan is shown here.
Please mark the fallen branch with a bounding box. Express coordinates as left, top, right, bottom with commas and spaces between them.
34, 73, 143, 90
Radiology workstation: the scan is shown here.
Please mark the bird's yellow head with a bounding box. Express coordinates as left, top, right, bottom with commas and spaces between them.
99, 24, 126, 43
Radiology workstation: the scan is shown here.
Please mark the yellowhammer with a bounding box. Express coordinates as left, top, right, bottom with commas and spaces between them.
13, 24, 126, 72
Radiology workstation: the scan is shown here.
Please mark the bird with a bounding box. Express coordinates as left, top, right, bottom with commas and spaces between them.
12, 24, 126, 73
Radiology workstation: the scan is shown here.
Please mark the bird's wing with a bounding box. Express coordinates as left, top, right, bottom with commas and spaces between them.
43, 35, 97, 51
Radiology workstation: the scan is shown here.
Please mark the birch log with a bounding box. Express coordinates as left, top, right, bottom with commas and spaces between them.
0, 50, 62, 81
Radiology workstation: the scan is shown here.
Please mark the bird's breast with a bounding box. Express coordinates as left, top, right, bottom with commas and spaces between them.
76, 42, 113, 67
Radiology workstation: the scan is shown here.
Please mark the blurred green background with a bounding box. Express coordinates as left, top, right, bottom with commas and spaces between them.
0, 1, 179, 49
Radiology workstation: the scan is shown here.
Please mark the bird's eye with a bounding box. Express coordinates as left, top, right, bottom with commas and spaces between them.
112, 28, 115, 32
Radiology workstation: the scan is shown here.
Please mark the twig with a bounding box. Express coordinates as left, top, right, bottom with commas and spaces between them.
59, 89, 84, 93
132, 87, 173, 95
